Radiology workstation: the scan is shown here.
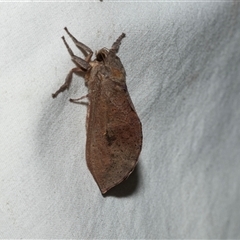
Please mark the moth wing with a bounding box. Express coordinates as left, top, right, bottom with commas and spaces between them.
86, 79, 142, 194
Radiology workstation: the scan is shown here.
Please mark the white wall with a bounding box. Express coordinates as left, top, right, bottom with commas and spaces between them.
0, 2, 240, 238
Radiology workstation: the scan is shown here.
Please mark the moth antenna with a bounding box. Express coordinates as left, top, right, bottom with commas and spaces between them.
111, 33, 126, 53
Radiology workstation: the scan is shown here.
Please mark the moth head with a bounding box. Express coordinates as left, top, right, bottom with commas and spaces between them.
96, 48, 109, 62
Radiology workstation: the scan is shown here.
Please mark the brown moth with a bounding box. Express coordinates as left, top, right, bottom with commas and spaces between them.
52, 28, 142, 194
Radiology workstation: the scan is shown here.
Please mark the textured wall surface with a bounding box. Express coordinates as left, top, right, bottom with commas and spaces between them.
1, 2, 240, 238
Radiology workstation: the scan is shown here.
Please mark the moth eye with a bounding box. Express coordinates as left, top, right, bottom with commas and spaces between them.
96, 53, 106, 62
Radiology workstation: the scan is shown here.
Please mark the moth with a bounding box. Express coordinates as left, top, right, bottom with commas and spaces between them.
52, 28, 142, 194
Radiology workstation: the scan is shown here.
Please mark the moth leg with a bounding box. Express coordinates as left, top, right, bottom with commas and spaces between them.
111, 33, 126, 53
69, 94, 89, 103
62, 36, 91, 70
52, 67, 83, 98
64, 27, 93, 62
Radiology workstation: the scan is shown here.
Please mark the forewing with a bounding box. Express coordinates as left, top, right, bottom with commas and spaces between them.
86, 74, 142, 194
